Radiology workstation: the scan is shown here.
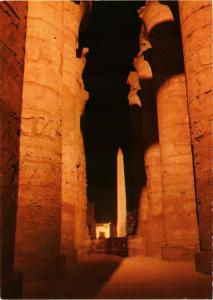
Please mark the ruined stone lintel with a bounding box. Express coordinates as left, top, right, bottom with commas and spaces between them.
15, 254, 66, 281
1, 272, 23, 299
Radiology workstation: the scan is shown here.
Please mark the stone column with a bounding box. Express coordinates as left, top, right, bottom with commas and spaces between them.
61, 0, 83, 267
140, 0, 199, 260
134, 45, 164, 257
126, 72, 147, 255
61, 1, 90, 263
15, 1, 65, 279
129, 186, 149, 256
0, 2, 27, 297
178, 1, 212, 274
127, 71, 144, 235
75, 54, 91, 258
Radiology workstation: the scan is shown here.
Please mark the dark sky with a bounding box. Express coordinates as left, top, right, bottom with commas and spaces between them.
80, 1, 144, 222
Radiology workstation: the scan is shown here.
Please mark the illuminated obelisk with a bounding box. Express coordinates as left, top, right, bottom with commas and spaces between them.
117, 148, 127, 237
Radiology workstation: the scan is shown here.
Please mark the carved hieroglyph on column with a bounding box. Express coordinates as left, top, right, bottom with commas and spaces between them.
61, 0, 90, 262
134, 27, 164, 257
117, 148, 127, 237
15, 1, 65, 279
178, 1, 212, 274
140, 0, 199, 260
0, 1, 27, 297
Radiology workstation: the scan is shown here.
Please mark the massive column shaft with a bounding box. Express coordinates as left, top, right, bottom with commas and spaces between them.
0, 2, 27, 297
117, 148, 127, 237
127, 72, 147, 254
61, 0, 89, 265
74, 53, 91, 258
127, 71, 144, 225
134, 48, 164, 257
15, 1, 65, 279
178, 1, 212, 273
140, 1, 199, 259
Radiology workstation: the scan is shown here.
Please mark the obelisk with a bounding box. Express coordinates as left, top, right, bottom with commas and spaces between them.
117, 148, 127, 237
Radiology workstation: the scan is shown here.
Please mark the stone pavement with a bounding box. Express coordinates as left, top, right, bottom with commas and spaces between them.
23, 254, 212, 299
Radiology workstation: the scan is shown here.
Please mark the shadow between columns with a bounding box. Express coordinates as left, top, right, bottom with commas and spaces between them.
23, 255, 122, 299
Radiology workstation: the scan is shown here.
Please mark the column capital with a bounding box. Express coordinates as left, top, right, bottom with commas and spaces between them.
78, 88, 89, 115
138, 0, 174, 35
133, 55, 153, 81
127, 71, 141, 107
139, 24, 152, 54
77, 47, 89, 68
78, 47, 89, 115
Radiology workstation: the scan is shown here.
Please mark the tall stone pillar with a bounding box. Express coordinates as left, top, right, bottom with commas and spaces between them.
0, 2, 27, 297
74, 52, 91, 258
140, 0, 199, 260
129, 186, 149, 256
61, 0, 89, 267
117, 148, 127, 237
178, 1, 212, 274
126, 71, 150, 255
134, 45, 164, 257
61, 0, 80, 266
126, 71, 144, 230
15, 1, 65, 279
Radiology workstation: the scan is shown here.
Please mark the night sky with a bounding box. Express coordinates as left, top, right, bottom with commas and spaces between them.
80, 1, 144, 222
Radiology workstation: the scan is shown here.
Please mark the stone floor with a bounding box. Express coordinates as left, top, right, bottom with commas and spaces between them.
24, 254, 212, 299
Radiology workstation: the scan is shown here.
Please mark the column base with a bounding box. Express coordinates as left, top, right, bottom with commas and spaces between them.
76, 239, 92, 260
127, 236, 146, 257
64, 249, 78, 269
1, 271, 23, 299
77, 246, 92, 260
111, 237, 128, 257
195, 251, 212, 275
146, 243, 162, 258
15, 254, 66, 281
161, 246, 195, 261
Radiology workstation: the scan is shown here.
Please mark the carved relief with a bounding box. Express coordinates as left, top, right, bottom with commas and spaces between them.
21, 111, 61, 139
